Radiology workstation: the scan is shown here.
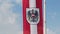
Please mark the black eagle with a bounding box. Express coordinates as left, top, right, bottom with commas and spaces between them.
28, 9, 38, 22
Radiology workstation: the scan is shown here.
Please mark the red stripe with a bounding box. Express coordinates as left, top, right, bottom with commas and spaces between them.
23, 0, 43, 34
23, 0, 30, 34
36, 0, 43, 34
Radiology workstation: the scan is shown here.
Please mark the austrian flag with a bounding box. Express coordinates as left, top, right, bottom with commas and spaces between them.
23, 0, 45, 34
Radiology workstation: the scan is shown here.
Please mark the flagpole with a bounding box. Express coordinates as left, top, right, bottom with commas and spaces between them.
43, 0, 46, 34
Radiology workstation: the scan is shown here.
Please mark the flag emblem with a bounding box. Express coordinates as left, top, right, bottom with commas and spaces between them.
26, 8, 40, 24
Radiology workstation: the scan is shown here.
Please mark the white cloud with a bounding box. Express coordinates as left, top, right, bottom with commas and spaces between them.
16, 0, 22, 4
0, 0, 20, 24
18, 31, 23, 34
0, 0, 12, 3
47, 28, 56, 34
0, 2, 15, 13
0, 0, 22, 34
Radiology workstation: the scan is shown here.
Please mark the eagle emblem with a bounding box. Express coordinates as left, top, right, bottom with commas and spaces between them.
26, 8, 40, 24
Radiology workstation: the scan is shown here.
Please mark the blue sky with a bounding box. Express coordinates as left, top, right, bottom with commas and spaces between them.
0, 0, 60, 34
46, 0, 60, 34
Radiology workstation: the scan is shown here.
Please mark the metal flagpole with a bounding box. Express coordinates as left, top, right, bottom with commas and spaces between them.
43, 0, 46, 34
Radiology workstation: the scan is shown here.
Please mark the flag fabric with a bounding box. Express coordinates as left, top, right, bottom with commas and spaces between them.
23, 0, 43, 34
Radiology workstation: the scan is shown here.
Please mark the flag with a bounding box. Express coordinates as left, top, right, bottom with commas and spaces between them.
23, 0, 43, 34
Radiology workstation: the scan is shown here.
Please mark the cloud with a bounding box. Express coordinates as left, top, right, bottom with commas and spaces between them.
16, 0, 22, 4
18, 31, 23, 34
47, 28, 56, 34
0, 0, 22, 34
0, 1, 18, 24
0, 0, 19, 24
0, 24, 23, 34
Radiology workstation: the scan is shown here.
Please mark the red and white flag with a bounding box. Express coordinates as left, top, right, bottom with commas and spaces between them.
23, 0, 45, 34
